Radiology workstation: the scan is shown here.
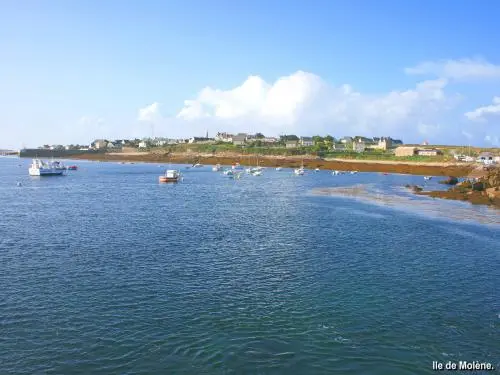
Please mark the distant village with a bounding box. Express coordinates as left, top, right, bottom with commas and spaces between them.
25, 131, 500, 164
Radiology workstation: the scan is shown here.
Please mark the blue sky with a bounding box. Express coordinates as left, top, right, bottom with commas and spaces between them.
1, 0, 499, 148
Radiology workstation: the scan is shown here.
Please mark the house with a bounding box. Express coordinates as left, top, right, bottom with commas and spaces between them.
375, 137, 393, 150
331, 143, 347, 151
477, 152, 495, 164
189, 137, 207, 144
232, 133, 247, 146
107, 142, 118, 149
395, 146, 417, 157
416, 148, 442, 156
299, 136, 314, 147
353, 136, 373, 144
353, 141, 366, 153
92, 139, 108, 149
138, 141, 148, 148
262, 137, 278, 144
285, 140, 298, 148
215, 132, 234, 142
340, 136, 353, 144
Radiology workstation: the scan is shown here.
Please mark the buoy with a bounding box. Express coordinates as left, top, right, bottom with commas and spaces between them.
16, 182, 22, 187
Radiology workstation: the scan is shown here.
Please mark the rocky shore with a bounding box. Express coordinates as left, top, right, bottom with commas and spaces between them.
66, 151, 474, 177
413, 167, 500, 208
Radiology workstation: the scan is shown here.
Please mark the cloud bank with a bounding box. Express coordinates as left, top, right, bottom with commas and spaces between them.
132, 59, 497, 146
140, 71, 460, 142
465, 97, 500, 121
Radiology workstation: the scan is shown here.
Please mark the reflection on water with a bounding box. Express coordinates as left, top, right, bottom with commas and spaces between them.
310, 184, 500, 227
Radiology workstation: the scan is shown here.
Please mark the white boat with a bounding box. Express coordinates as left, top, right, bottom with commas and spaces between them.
251, 170, 262, 176
350, 170, 358, 174
159, 169, 181, 183
294, 159, 305, 175
315, 168, 320, 172
223, 169, 234, 176
275, 167, 282, 171
193, 163, 203, 168
424, 176, 432, 180
294, 168, 304, 176
212, 164, 222, 171
332, 170, 341, 175
28, 159, 66, 176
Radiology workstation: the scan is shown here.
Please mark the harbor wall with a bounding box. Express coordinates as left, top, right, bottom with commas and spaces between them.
19, 149, 103, 158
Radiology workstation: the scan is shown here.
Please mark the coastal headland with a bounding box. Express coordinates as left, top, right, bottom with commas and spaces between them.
66, 151, 474, 177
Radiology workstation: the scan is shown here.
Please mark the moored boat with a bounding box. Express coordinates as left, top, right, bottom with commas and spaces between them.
212, 164, 222, 171
28, 159, 66, 176
67, 165, 78, 170
159, 169, 181, 183
424, 176, 432, 180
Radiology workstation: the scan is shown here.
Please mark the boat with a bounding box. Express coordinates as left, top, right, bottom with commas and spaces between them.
275, 167, 282, 171
350, 170, 358, 174
424, 176, 432, 180
294, 159, 305, 175
232, 163, 244, 170
67, 165, 78, 171
159, 169, 181, 183
192, 163, 203, 168
315, 168, 320, 172
332, 170, 341, 175
28, 159, 66, 176
251, 170, 262, 176
212, 164, 222, 172
223, 169, 234, 176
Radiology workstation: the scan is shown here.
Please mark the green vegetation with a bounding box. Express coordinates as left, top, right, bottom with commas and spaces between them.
146, 143, 449, 162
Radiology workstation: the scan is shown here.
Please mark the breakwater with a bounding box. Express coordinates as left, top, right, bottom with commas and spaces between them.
19, 148, 103, 158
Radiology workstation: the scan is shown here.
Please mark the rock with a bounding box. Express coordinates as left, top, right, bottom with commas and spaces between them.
439, 176, 459, 185
472, 182, 485, 191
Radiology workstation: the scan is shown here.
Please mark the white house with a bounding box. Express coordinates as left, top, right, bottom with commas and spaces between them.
138, 141, 148, 148
353, 142, 366, 153
215, 132, 234, 142
299, 137, 314, 147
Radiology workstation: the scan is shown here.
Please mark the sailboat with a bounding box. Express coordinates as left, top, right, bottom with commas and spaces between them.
294, 158, 305, 175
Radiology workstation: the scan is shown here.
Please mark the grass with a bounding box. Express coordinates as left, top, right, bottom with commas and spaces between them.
137, 143, 479, 163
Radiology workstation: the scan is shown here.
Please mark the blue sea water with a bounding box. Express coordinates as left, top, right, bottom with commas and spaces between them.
0, 157, 499, 375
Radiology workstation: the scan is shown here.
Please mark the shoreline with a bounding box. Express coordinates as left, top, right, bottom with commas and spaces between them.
63, 152, 474, 177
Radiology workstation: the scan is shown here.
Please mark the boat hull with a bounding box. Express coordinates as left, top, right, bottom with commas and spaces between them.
159, 176, 179, 183
29, 168, 65, 176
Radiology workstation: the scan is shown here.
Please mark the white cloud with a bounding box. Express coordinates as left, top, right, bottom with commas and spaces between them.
465, 97, 500, 121
405, 58, 500, 81
138, 102, 161, 122
173, 71, 452, 138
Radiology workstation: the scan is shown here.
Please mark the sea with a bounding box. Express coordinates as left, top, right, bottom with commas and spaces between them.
0, 157, 498, 375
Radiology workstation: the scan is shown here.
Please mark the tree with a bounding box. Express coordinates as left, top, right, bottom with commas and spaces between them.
324, 135, 334, 143
255, 132, 265, 139
312, 135, 324, 144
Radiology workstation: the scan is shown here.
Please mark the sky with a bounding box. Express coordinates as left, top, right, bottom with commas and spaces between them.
1, 0, 500, 149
